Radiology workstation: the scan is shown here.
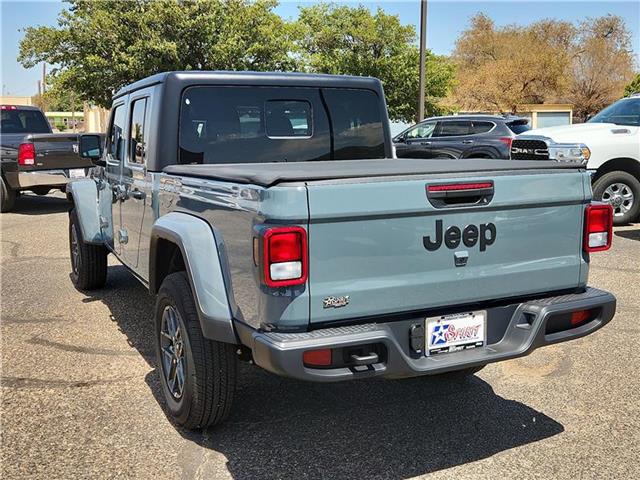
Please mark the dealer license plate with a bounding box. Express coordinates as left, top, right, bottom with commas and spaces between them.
426, 310, 486, 356
69, 168, 86, 179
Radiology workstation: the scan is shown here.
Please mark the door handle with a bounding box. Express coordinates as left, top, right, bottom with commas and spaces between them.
419, 141, 432, 146
130, 189, 146, 200
112, 184, 126, 202
462, 140, 474, 144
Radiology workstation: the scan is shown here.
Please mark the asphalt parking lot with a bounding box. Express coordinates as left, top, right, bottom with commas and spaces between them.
1, 191, 639, 480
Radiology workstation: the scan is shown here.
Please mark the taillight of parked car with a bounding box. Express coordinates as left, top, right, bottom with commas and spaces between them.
499, 137, 513, 149
584, 204, 613, 253
260, 226, 308, 287
18, 143, 35, 166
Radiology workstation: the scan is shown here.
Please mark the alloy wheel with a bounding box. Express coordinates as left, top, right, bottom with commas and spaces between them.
160, 305, 186, 399
602, 182, 634, 217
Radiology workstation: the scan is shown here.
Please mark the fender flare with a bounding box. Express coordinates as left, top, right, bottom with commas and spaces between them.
67, 179, 104, 244
149, 212, 237, 344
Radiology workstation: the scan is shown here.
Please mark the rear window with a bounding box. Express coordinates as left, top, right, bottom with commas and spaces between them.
0, 108, 50, 134
506, 122, 531, 134
178, 86, 385, 164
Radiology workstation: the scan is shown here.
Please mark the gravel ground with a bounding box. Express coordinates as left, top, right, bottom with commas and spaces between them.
1, 191, 639, 479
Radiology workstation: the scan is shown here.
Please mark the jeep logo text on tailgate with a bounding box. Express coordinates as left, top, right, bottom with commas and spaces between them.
423, 220, 496, 252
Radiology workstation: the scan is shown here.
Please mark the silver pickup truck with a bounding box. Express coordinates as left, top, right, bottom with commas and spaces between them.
69, 71, 616, 429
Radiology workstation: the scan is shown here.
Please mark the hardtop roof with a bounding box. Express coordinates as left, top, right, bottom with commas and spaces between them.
113, 71, 383, 99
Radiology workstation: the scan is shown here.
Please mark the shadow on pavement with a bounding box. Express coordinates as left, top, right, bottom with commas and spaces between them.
88, 265, 564, 479
615, 228, 640, 242
8, 192, 71, 215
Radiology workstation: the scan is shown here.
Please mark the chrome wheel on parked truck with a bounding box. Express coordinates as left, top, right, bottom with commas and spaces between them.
155, 272, 236, 429
593, 171, 640, 226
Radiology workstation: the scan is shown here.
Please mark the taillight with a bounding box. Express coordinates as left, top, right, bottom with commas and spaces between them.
584, 204, 613, 252
499, 137, 513, 149
262, 226, 307, 287
18, 143, 35, 166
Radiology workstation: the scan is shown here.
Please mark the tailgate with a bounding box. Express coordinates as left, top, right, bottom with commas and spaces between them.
306, 171, 588, 324
28, 134, 92, 171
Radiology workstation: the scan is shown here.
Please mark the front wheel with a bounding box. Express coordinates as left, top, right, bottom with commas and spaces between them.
592, 171, 640, 226
69, 208, 108, 290
155, 272, 237, 429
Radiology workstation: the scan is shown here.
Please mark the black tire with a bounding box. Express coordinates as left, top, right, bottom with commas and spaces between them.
155, 272, 237, 429
69, 208, 108, 290
1, 177, 16, 213
592, 171, 640, 226
32, 187, 51, 196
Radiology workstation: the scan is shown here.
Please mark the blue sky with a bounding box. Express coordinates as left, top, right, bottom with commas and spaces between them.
1, 0, 639, 96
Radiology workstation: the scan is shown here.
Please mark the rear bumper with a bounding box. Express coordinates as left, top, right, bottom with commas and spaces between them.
13, 168, 88, 190
243, 287, 616, 382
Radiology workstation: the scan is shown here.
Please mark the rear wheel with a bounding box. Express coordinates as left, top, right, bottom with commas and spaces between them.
593, 171, 640, 226
69, 208, 108, 290
155, 272, 237, 429
1, 177, 16, 213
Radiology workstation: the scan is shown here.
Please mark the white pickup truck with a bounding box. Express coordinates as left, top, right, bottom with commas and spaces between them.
511, 94, 640, 225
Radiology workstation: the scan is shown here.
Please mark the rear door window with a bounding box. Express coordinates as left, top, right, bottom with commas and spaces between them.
437, 120, 472, 137
129, 98, 149, 165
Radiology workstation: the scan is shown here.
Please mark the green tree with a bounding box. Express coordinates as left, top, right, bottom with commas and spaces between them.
19, 0, 299, 107
623, 74, 640, 97
32, 74, 82, 111
295, 3, 454, 121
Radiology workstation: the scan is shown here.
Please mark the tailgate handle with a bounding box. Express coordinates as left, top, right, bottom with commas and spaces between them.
426, 181, 494, 208
350, 353, 379, 366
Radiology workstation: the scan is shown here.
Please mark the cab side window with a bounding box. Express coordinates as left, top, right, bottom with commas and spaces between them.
106, 104, 126, 162
129, 98, 149, 165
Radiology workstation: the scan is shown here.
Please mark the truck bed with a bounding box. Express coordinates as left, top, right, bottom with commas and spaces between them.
163, 158, 579, 187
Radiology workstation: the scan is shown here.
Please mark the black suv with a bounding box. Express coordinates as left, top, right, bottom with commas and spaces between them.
394, 115, 530, 159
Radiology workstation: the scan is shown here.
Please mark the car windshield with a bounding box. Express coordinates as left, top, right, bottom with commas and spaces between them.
588, 98, 640, 126
0, 109, 51, 134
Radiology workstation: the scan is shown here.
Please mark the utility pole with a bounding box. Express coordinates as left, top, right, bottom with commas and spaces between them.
418, 0, 428, 121
42, 63, 47, 93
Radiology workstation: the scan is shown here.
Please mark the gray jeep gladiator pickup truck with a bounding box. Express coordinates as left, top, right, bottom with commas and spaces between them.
1, 104, 94, 212
69, 71, 616, 429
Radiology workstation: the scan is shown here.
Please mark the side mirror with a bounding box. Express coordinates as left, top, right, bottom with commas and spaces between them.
79, 134, 105, 166
394, 135, 405, 143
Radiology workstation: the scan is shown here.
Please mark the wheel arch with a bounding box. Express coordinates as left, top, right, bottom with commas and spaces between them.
592, 158, 640, 183
150, 212, 237, 344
